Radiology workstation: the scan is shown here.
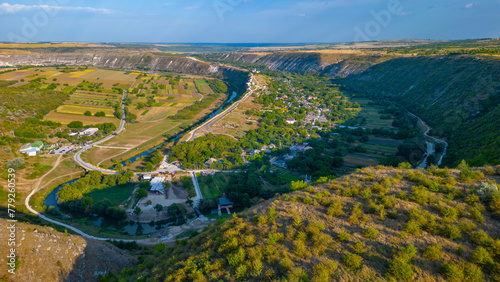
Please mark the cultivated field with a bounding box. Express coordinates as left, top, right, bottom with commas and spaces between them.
44, 112, 119, 126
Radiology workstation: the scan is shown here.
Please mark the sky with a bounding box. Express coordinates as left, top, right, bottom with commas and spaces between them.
0, 0, 499, 43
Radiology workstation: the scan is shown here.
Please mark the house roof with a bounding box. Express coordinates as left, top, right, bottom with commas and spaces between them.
31, 141, 43, 148
20, 143, 32, 150
27, 148, 37, 153
219, 197, 234, 206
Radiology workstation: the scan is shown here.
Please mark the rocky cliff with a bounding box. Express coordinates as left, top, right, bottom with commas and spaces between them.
199, 51, 398, 77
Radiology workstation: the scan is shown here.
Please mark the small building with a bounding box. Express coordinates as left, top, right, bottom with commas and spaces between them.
218, 195, 234, 215
27, 148, 38, 157
150, 177, 166, 194
286, 118, 296, 125
19, 143, 32, 154
79, 128, 99, 136
142, 174, 152, 181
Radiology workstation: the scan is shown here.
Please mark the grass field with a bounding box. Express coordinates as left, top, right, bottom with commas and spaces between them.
56, 104, 115, 117
197, 173, 228, 199
85, 183, 136, 206
44, 112, 120, 125
195, 79, 213, 94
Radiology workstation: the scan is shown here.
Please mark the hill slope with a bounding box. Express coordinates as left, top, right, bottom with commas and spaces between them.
0, 218, 136, 281
116, 165, 500, 281
341, 55, 500, 166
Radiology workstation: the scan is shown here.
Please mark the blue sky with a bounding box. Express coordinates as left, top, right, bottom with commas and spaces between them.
1, 0, 499, 43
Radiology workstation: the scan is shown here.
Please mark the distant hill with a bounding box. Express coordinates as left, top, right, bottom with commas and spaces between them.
114, 165, 500, 281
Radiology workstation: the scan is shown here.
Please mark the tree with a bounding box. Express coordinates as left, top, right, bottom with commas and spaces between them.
135, 188, 148, 199
68, 121, 83, 129
114, 162, 124, 172
139, 181, 152, 190
133, 207, 142, 216
94, 111, 106, 117
6, 157, 26, 170
84, 111, 92, 116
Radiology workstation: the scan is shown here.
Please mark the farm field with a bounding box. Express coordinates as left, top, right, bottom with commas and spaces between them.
56, 104, 115, 117
44, 112, 120, 126
194, 79, 214, 94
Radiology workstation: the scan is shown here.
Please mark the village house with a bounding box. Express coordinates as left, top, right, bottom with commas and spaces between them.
286, 118, 296, 125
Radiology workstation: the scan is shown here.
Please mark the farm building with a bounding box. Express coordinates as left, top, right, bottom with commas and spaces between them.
218, 195, 234, 215
27, 148, 38, 157
150, 177, 166, 194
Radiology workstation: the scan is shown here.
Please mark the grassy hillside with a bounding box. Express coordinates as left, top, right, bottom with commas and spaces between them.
115, 164, 500, 281
341, 55, 500, 166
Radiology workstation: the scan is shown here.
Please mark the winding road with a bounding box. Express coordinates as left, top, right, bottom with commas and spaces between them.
407, 111, 448, 168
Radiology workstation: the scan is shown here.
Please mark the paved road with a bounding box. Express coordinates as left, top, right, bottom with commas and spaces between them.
407, 111, 448, 168
74, 90, 128, 174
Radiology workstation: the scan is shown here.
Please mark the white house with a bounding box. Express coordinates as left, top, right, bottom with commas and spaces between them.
27, 148, 38, 157
79, 128, 99, 136
286, 118, 296, 125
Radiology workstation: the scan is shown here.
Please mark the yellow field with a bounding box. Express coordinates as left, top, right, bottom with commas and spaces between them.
56, 105, 115, 117
69, 69, 95, 77
79, 69, 136, 82
0, 42, 110, 48
44, 112, 119, 126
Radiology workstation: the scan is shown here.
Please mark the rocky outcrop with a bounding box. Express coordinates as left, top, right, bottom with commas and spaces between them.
0, 219, 136, 282
200, 51, 396, 77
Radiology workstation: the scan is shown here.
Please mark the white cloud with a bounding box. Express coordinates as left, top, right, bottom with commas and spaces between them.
0, 3, 113, 14
185, 5, 200, 10
465, 3, 475, 8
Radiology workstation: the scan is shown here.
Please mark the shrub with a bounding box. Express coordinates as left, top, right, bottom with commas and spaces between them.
386, 257, 413, 281
343, 253, 363, 271
469, 207, 485, 223
463, 262, 483, 282
465, 194, 480, 205
423, 244, 444, 261
338, 231, 351, 242
398, 162, 412, 169
440, 262, 464, 281
404, 220, 421, 236
398, 244, 417, 261
477, 182, 499, 202
363, 227, 379, 239
353, 241, 366, 254
410, 186, 430, 205
458, 218, 476, 233
441, 224, 461, 240
470, 230, 490, 245
327, 199, 344, 217
471, 247, 494, 266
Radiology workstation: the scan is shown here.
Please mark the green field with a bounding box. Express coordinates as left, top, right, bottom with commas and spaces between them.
197, 173, 228, 199
85, 183, 136, 206
195, 79, 214, 94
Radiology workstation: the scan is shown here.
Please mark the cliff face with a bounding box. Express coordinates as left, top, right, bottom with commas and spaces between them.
0, 52, 219, 75
0, 218, 136, 281
200, 51, 396, 77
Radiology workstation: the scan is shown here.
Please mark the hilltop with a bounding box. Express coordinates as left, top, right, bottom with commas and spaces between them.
113, 164, 500, 281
